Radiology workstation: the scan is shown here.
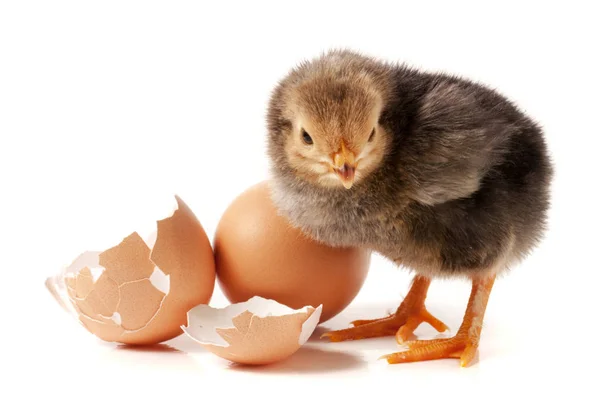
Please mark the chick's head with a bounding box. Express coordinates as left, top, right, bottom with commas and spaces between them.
267, 67, 392, 190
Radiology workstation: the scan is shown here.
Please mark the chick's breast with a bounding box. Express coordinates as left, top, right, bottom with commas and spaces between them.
268, 65, 552, 280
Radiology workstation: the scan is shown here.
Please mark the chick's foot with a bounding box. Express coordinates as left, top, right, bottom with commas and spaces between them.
382, 275, 495, 367
321, 275, 448, 342
382, 333, 478, 367
321, 307, 448, 342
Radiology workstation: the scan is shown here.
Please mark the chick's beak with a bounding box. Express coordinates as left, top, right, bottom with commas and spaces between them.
333, 142, 357, 189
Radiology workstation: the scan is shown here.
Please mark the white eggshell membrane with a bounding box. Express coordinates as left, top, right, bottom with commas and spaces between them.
182, 296, 322, 365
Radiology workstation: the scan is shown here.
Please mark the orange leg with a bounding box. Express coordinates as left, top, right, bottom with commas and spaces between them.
382, 275, 496, 367
321, 275, 448, 343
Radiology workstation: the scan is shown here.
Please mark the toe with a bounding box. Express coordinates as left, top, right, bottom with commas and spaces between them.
404, 338, 447, 349
460, 345, 478, 367
395, 316, 422, 344
421, 309, 450, 333
321, 317, 402, 342
350, 315, 394, 327
383, 338, 467, 364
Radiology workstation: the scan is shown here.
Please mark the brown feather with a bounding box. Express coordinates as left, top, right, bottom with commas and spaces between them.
266, 49, 553, 279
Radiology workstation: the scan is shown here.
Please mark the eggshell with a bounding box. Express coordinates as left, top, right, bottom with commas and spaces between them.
182, 296, 322, 365
214, 181, 371, 323
45, 195, 216, 345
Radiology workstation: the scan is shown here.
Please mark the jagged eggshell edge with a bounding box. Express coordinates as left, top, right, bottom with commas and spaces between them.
181, 296, 322, 364
44, 196, 181, 342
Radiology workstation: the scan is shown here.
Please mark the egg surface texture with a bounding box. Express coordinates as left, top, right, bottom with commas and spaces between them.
214, 181, 371, 323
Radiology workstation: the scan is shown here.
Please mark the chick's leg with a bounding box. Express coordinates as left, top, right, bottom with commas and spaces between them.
321, 275, 448, 342
382, 275, 495, 367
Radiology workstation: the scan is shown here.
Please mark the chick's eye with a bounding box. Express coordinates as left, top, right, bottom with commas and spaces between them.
301, 129, 313, 145
368, 128, 376, 142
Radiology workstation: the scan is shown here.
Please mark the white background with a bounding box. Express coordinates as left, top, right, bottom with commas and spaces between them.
1, 1, 599, 399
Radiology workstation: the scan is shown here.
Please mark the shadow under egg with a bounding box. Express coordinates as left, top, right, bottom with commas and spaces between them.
225, 345, 366, 374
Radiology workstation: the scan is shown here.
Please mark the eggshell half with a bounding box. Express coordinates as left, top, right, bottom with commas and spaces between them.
182, 296, 322, 365
46, 195, 216, 345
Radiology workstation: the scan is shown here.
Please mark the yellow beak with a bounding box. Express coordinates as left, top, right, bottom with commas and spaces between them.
333, 142, 357, 189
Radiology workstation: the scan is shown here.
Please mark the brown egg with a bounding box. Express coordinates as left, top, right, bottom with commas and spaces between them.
214, 181, 371, 323
46, 195, 216, 345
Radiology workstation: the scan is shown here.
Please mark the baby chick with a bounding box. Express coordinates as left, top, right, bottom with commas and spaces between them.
265, 49, 553, 367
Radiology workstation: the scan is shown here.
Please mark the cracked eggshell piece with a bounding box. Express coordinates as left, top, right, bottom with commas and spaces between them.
182, 296, 322, 365
45, 195, 216, 345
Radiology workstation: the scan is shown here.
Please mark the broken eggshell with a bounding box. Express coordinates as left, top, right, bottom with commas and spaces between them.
181, 296, 322, 365
45, 195, 216, 345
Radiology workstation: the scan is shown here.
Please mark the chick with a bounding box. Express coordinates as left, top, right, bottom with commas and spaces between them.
265, 49, 553, 367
